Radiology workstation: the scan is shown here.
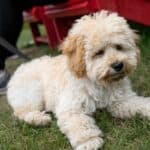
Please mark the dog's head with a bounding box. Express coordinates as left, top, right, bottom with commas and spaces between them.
61, 11, 140, 85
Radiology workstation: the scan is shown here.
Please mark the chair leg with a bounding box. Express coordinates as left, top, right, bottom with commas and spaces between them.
29, 22, 42, 45
42, 16, 60, 49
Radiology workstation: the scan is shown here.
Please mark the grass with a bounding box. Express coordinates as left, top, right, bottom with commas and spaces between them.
0, 23, 150, 150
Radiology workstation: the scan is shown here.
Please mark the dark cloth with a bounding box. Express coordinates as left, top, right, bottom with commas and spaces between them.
0, 0, 67, 69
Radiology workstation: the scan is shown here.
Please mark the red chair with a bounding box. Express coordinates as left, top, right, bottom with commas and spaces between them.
25, 0, 118, 48
24, 0, 103, 49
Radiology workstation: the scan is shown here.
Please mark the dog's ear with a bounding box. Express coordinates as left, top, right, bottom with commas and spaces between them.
60, 35, 86, 78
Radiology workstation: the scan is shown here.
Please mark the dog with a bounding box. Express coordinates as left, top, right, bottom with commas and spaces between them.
7, 11, 150, 150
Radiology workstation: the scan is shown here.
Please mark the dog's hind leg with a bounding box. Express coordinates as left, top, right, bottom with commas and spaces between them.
14, 110, 51, 126
7, 79, 51, 126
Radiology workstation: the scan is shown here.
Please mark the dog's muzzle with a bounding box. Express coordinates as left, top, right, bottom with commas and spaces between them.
101, 61, 126, 82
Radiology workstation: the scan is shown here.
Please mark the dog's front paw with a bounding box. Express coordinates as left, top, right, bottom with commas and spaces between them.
76, 137, 104, 150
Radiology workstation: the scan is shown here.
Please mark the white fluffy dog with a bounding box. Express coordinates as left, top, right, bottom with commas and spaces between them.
7, 11, 150, 149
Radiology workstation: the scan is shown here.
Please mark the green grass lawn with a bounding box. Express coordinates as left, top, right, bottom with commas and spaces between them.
0, 23, 150, 150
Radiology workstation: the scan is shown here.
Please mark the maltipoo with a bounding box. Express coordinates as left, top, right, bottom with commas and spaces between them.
7, 11, 150, 150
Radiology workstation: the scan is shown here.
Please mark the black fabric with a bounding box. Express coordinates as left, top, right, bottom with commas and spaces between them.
0, 0, 67, 69
0, 0, 23, 69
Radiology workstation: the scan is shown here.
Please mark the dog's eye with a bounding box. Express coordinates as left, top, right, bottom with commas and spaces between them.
95, 50, 105, 56
115, 44, 123, 51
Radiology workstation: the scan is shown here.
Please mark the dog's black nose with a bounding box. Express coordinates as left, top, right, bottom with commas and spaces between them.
111, 62, 124, 72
